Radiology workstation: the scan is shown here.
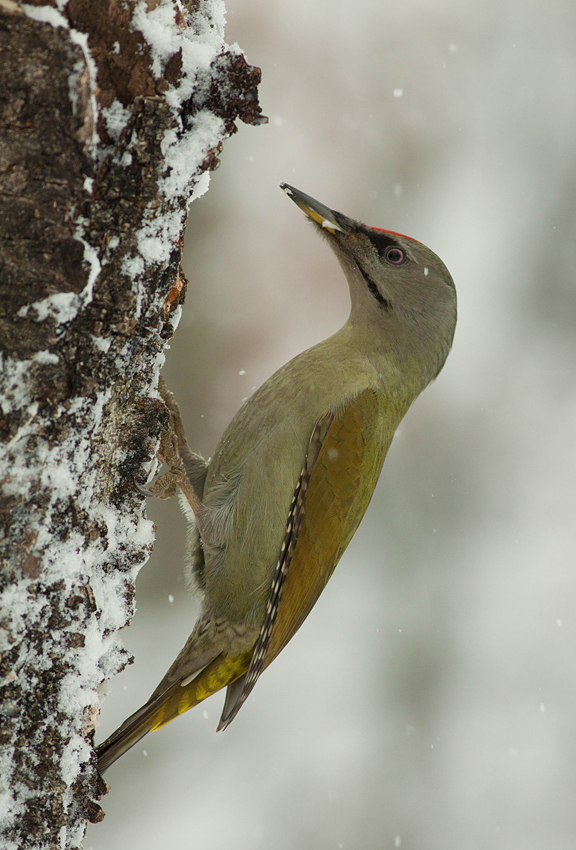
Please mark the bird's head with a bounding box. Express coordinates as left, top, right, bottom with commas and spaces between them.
281, 183, 457, 380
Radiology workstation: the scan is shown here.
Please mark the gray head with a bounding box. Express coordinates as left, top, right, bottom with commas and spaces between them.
281, 182, 457, 382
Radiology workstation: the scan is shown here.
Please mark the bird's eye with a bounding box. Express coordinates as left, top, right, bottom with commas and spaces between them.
385, 247, 405, 264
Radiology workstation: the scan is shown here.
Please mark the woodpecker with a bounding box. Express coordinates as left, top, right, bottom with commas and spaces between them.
97, 183, 457, 774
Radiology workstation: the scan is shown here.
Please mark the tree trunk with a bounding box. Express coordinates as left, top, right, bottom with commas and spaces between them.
0, 1, 264, 846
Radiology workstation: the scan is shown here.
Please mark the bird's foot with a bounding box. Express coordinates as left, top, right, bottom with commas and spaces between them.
140, 466, 184, 501
135, 376, 206, 528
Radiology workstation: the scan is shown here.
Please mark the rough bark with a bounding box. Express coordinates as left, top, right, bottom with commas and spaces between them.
0, 1, 264, 846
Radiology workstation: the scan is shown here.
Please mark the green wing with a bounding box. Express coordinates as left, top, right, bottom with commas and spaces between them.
218, 388, 390, 728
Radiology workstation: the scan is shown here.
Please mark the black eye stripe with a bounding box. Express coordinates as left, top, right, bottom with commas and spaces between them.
364, 229, 409, 264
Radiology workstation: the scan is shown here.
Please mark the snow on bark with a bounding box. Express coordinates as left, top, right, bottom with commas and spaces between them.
0, 1, 265, 847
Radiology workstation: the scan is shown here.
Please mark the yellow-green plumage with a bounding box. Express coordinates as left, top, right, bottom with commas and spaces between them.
150, 651, 252, 730
264, 388, 391, 668
96, 183, 456, 774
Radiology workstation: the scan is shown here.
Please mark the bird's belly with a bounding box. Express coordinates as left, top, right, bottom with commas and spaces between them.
201, 419, 311, 625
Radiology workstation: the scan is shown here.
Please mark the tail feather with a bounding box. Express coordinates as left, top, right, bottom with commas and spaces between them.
96, 697, 161, 775
97, 650, 252, 774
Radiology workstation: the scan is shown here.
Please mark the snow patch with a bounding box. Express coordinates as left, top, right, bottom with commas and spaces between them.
0, 352, 157, 802
102, 99, 132, 143
92, 335, 112, 354
159, 111, 224, 199
33, 350, 60, 365
121, 254, 145, 279
132, 0, 225, 82
21, 4, 68, 28
132, 0, 185, 77
191, 170, 211, 201
17, 291, 81, 324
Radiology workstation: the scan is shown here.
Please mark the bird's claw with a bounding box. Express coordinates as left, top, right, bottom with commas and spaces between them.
135, 480, 155, 498
135, 467, 184, 501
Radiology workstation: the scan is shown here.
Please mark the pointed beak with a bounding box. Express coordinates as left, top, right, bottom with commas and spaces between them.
280, 183, 347, 234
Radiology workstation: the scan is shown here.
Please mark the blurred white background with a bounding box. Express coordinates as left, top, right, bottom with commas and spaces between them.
88, 0, 576, 848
